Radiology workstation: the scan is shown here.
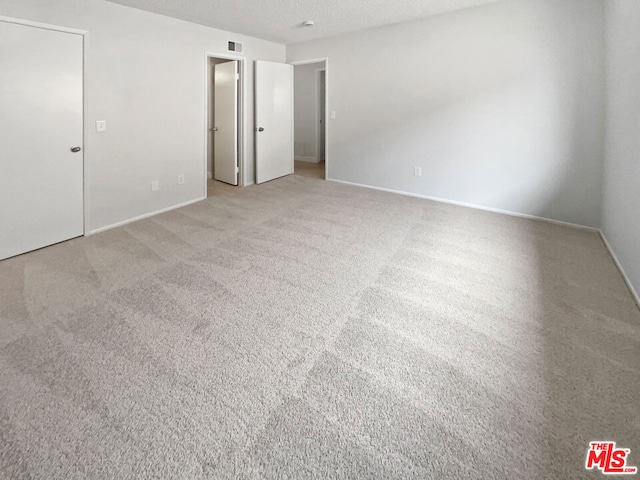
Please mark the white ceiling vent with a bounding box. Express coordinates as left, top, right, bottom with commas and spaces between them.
228, 41, 243, 53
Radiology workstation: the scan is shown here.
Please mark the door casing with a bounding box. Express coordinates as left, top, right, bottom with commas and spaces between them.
290, 57, 329, 180
317, 68, 327, 163
213, 60, 240, 185
0, 16, 86, 261
205, 52, 245, 194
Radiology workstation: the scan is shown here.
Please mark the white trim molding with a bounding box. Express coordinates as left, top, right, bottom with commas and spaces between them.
204, 51, 246, 196
1, 16, 91, 238
88, 197, 205, 235
599, 232, 640, 309
328, 177, 640, 308
0, 15, 87, 35
328, 178, 599, 232
290, 57, 329, 181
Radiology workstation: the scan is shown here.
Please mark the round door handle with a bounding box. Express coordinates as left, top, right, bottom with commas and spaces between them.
257, 127, 264, 132
70, 146, 82, 153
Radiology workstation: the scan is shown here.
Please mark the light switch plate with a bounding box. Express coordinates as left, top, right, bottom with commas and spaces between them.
96, 120, 106, 132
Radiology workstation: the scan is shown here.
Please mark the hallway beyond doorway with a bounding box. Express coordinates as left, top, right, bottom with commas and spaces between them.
294, 160, 325, 180
207, 178, 237, 197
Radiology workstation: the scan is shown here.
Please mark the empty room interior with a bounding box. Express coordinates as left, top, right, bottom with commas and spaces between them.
1, 0, 639, 478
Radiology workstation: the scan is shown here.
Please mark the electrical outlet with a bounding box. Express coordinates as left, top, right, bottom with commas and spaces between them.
96, 120, 106, 132
151, 180, 159, 191
177, 175, 185, 185
414, 167, 422, 177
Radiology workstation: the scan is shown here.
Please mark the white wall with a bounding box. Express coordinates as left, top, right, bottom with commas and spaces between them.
294, 62, 322, 162
0, 0, 284, 233
602, 0, 640, 302
287, 0, 606, 228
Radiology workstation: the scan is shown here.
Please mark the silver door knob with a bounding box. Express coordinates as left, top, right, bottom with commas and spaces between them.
212, 127, 218, 132
257, 127, 264, 132
70, 146, 81, 153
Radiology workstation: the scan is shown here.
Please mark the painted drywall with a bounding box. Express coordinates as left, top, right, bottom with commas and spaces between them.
287, 0, 606, 228
602, 0, 640, 302
294, 62, 323, 162
0, 0, 284, 233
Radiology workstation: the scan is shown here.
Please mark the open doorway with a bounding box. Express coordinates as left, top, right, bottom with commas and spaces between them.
206, 54, 243, 197
292, 59, 327, 180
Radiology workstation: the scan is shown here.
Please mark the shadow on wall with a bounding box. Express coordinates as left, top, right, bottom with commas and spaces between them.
331, 69, 602, 227
324, 0, 604, 228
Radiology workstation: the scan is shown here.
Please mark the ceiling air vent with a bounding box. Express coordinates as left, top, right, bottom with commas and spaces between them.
228, 41, 243, 53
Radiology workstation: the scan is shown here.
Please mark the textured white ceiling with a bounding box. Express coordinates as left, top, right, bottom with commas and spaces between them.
105, 0, 504, 44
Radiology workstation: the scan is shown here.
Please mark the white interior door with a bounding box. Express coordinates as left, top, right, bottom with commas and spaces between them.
214, 60, 238, 186
0, 21, 84, 261
255, 61, 294, 184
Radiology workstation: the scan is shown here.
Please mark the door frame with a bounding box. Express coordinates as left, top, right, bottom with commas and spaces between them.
0, 15, 88, 234
290, 57, 329, 180
204, 52, 245, 196
316, 67, 326, 163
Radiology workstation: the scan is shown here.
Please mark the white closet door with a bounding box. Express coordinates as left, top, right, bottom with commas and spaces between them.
255, 60, 293, 184
0, 21, 84, 260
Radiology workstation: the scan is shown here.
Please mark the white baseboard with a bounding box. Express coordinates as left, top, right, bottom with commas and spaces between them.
87, 197, 206, 235
599, 231, 640, 308
328, 178, 639, 308
295, 156, 319, 163
328, 178, 599, 232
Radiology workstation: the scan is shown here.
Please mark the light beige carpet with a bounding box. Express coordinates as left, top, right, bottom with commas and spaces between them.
294, 160, 325, 179
1, 175, 639, 479
207, 178, 238, 197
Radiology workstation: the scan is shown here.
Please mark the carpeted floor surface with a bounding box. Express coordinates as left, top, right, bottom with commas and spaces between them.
1, 175, 639, 479
294, 160, 325, 180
